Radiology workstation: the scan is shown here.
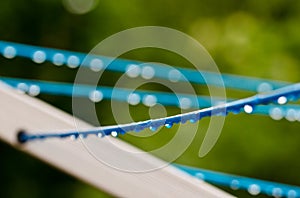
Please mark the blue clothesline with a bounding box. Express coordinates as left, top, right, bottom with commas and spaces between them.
175, 164, 300, 198
3, 40, 300, 197
1, 76, 212, 107
3, 77, 300, 122
18, 82, 300, 143
0, 40, 289, 92
15, 82, 300, 197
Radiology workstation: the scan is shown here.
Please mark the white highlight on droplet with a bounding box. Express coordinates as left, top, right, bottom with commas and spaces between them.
270, 107, 284, 120
67, 55, 80, 68
126, 64, 140, 78
127, 93, 140, 105
141, 66, 155, 80
230, 180, 240, 190
168, 69, 181, 82
143, 95, 157, 107
272, 187, 282, 198
89, 90, 103, 102
179, 97, 192, 109
111, 131, 118, 137
3, 46, 17, 59
32, 50, 46, 63
90, 58, 103, 72
244, 105, 253, 114
70, 134, 77, 141
97, 133, 103, 138
248, 184, 260, 195
52, 53, 65, 66
257, 82, 273, 93
287, 190, 297, 198
17, 83, 29, 93
277, 96, 287, 105
286, 109, 297, 122
28, 85, 40, 96
195, 173, 205, 180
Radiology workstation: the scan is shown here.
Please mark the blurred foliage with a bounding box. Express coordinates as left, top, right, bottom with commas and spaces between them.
1, 0, 300, 197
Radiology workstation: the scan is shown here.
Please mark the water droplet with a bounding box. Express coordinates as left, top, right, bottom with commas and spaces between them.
165, 123, 173, 128
143, 95, 157, 107
141, 66, 155, 79
257, 82, 273, 92
277, 96, 287, 105
195, 173, 205, 180
90, 58, 103, 72
111, 131, 118, 137
286, 109, 297, 122
244, 105, 253, 114
272, 188, 282, 198
52, 53, 65, 66
28, 85, 40, 96
190, 118, 196, 123
17, 83, 29, 93
89, 90, 103, 102
230, 107, 241, 114
168, 69, 181, 82
270, 107, 283, 120
179, 97, 192, 109
32, 50, 46, 63
127, 93, 140, 105
149, 126, 157, 132
181, 117, 188, 124
119, 129, 126, 135
287, 190, 297, 198
189, 114, 200, 123
79, 134, 87, 139
248, 184, 260, 195
134, 126, 142, 132
97, 133, 103, 138
126, 64, 140, 78
67, 55, 80, 68
3, 46, 17, 59
70, 134, 77, 141
214, 109, 227, 116
230, 180, 240, 190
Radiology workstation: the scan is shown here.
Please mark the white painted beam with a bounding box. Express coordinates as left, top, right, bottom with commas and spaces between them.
0, 82, 234, 198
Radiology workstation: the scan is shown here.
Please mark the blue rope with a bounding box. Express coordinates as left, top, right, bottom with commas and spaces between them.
17, 83, 300, 143
175, 164, 300, 197
1, 76, 212, 106
0, 40, 289, 92
3, 77, 300, 121
3, 41, 299, 197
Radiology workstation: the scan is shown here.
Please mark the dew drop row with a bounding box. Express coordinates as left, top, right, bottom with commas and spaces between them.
17, 83, 300, 143
0, 40, 289, 92
176, 164, 300, 198
3, 77, 300, 123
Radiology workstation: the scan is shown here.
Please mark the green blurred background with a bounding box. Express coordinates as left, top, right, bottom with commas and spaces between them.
1, 0, 300, 197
